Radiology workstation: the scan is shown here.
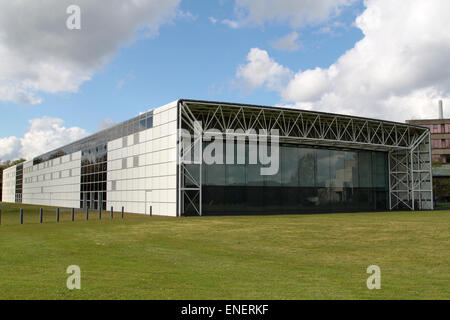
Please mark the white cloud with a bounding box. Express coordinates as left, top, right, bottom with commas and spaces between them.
222, 19, 241, 29
209, 17, 218, 24
236, 48, 293, 92
234, 0, 356, 27
0, 117, 87, 161
272, 32, 301, 52
236, 0, 450, 121
0, 86, 43, 105
0, 136, 22, 161
283, 67, 336, 102
0, 0, 181, 105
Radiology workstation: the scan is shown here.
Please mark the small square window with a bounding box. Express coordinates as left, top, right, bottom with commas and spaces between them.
122, 158, 127, 169
133, 156, 139, 167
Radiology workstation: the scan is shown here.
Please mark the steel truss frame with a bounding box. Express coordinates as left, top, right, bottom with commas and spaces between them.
177, 100, 433, 216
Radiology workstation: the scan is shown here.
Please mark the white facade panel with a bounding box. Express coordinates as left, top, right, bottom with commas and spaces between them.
22, 151, 81, 208
2, 166, 16, 203
107, 100, 178, 216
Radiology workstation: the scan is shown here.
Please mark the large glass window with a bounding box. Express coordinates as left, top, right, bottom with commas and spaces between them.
264, 144, 282, 186
197, 141, 389, 215
227, 165, 246, 185
299, 148, 316, 187
226, 142, 246, 186
344, 151, 358, 188
330, 150, 345, 188
281, 146, 299, 186
316, 149, 331, 187
358, 151, 373, 188
372, 152, 387, 188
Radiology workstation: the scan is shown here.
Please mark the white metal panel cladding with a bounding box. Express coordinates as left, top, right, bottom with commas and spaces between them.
21, 152, 82, 208
2, 166, 16, 203
177, 100, 434, 216
107, 101, 178, 217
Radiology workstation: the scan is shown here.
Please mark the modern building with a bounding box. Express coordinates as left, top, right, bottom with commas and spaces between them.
406, 100, 450, 205
1, 100, 434, 216
406, 101, 450, 165
431, 166, 450, 205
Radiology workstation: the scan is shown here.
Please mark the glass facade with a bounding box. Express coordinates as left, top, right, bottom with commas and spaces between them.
15, 164, 23, 203
77, 112, 153, 210
33, 111, 154, 165
80, 143, 108, 210
186, 143, 389, 215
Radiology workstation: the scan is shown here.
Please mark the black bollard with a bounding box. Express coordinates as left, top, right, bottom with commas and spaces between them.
71, 208, 75, 222
56, 208, 60, 223
150, 206, 152, 217
110, 207, 113, 219
39, 208, 43, 224
86, 207, 89, 220
20, 208, 23, 225
121, 206, 124, 219
99, 206, 102, 220
0, 208, 2, 225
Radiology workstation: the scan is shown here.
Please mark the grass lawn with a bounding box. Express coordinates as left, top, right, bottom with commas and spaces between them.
0, 202, 448, 300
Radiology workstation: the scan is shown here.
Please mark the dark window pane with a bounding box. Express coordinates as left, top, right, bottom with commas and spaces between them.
359, 151, 373, 187
299, 148, 316, 187
247, 164, 264, 186
205, 164, 226, 185
185, 164, 200, 188
344, 151, 358, 188
316, 149, 330, 187
226, 165, 246, 186
282, 146, 299, 186
329, 150, 345, 188
147, 117, 153, 129
373, 152, 387, 188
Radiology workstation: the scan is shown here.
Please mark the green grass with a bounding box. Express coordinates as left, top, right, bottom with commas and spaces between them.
0, 202, 449, 300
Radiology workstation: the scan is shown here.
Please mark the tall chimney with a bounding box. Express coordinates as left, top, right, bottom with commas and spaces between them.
439, 100, 444, 119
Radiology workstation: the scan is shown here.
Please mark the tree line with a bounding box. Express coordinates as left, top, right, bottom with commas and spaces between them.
0, 158, 26, 170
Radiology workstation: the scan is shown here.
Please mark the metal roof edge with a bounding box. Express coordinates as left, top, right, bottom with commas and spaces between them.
179, 99, 429, 130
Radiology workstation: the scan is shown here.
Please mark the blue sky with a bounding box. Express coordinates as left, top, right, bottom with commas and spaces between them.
0, 0, 364, 137
1, 0, 449, 161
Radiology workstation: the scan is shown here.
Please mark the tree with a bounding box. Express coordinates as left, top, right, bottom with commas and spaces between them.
0, 158, 26, 169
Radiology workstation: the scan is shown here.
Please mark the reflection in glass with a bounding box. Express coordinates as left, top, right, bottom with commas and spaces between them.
197, 142, 389, 216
